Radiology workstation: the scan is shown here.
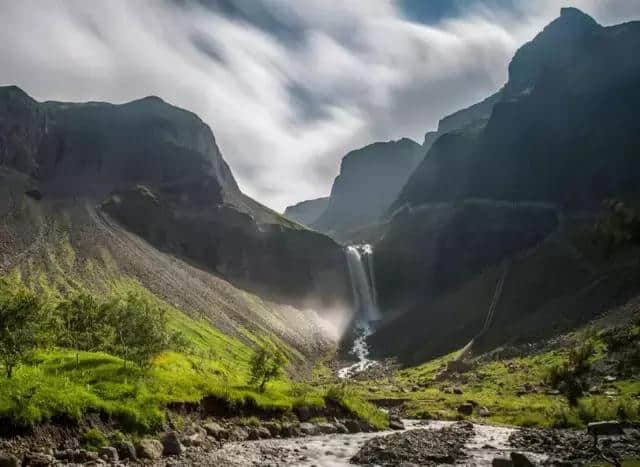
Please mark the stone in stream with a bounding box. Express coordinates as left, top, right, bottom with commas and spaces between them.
587, 421, 623, 436
22, 453, 55, 466
317, 422, 338, 434
204, 421, 228, 440
299, 423, 321, 436
98, 446, 118, 462
510, 452, 534, 467
0, 454, 19, 467
114, 441, 137, 460
389, 417, 405, 430
344, 419, 362, 433
492, 458, 513, 467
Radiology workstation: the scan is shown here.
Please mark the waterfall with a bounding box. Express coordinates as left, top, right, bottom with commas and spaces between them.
338, 244, 380, 378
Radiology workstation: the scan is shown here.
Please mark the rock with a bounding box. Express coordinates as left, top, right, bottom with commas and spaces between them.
257, 426, 271, 439
457, 403, 473, 416
344, 419, 362, 433
262, 422, 281, 437
587, 421, 623, 436
546, 389, 561, 395
22, 453, 54, 466
0, 454, 19, 467
317, 422, 338, 434
453, 387, 463, 395
114, 441, 137, 460
204, 422, 227, 440
389, 418, 405, 430
299, 423, 320, 436
588, 386, 602, 395
335, 422, 349, 434
229, 426, 248, 441
478, 406, 491, 417
510, 452, 534, 467
162, 431, 184, 456
604, 375, 617, 382
247, 427, 261, 440
98, 447, 118, 462
492, 458, 513, 467
182, 433, 204, 447
136, 439, 163, 460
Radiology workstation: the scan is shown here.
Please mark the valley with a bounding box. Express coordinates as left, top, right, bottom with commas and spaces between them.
1, 5, 640, 467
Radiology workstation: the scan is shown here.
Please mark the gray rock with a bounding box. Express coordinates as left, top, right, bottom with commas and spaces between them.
247, 428, 261, 440
478, 406, 491, 417
587, 421, 623, 436
229, 427, 249, 441
0, 454, 19, 467
344, 419, 362, 433
335, 422, 349, 434
114, 441, 136, 460
317, 422, 338, 434
257, 426, 271, 439
204, 422, 227, 440
457, 403, 473, 416
389, 419, 405, 430
510, 452, 534, 467
182, 433, 204, 447
453, 387, 464, 395
135, 439, 163, 460
98, 447, 118, 462
262, 422, 281, 437
492, 458, 513, 467
22, 453, 54, 466
299, 423, 320, 436
162, 431, 184, 456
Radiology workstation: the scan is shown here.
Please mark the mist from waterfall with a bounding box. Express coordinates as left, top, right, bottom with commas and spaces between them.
338, 244, 380, 378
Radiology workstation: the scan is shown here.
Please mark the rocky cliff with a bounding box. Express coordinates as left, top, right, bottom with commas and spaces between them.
283, 197, 329, 226
0, 86, 350, 309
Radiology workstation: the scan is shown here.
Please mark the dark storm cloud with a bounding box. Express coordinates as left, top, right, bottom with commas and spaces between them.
1, 1, 639, 211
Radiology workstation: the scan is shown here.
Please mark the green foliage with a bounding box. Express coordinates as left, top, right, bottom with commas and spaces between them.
82, 428, 108, 451
325, 384, 389, 429
249, 347, 285, 393
55, 292, 112, 367
105, 292, 172, 370
0, 276, 42, 378
546, 339, 595, 406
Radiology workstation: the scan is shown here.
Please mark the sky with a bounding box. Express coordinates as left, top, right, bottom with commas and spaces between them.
1, 1, 639, 211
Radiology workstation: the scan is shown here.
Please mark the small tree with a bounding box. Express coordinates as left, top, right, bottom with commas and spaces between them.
105, 292, 170, 370
249, 347, 285, 393
0, 277, 41, 378
56, 292, 111, 368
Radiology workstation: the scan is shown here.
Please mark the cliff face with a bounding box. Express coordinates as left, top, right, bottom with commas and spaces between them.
370, 9, 640, 361
0, 87, 350, 308
311, 138, 424, 239
283, 197, 329, 226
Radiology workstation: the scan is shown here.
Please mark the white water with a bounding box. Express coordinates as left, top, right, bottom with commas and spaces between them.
338, 245, 380, 378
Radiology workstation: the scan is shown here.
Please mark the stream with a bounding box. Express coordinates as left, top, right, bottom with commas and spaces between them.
204, 420, 548, 466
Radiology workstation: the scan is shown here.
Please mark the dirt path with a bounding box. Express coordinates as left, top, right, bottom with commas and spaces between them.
198, 421, 547, 466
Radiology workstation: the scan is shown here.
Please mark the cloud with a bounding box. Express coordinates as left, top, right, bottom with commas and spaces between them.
0, 1, 638, 211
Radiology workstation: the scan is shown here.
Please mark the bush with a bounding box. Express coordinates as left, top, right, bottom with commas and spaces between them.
82, 428, 108, 451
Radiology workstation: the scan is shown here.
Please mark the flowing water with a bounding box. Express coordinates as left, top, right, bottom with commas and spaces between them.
338, 245, 380, 379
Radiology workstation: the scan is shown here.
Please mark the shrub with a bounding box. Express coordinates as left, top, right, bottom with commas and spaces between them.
248, 347, 285, 393
0, 277, 42, 378
82, 428, 108, 451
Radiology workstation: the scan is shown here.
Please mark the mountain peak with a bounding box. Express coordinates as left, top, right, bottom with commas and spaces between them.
557, 7, 599, 28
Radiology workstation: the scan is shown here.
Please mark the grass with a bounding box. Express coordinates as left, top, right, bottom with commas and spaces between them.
346, 328, 640, 429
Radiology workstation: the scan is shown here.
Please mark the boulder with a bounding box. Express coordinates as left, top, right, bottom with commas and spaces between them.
0, 454, 19, 467
182, 433, 204, 447
453, 387, 464, 395
98, 447, 118, 462
457, 404, 473, 416
22, 453, 54, 466
587, 421, 623, 436
135, 439, 163, 460
335, 422, 349, 434
262, 422, 281, 437
344, 419, 362, 433
247, 428, 261, 440
389, 418, 405, 430
492, 458, 513, 467
317, 422, 338, 434
114, 441, 137, 460
280, 423, 301, 438
162, 431, 184, 456
478, 407, 491, 417
229, 427, 249, 441
299, 423, 320, 436
510, 452, 534, 467
204, 422, 227, 440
